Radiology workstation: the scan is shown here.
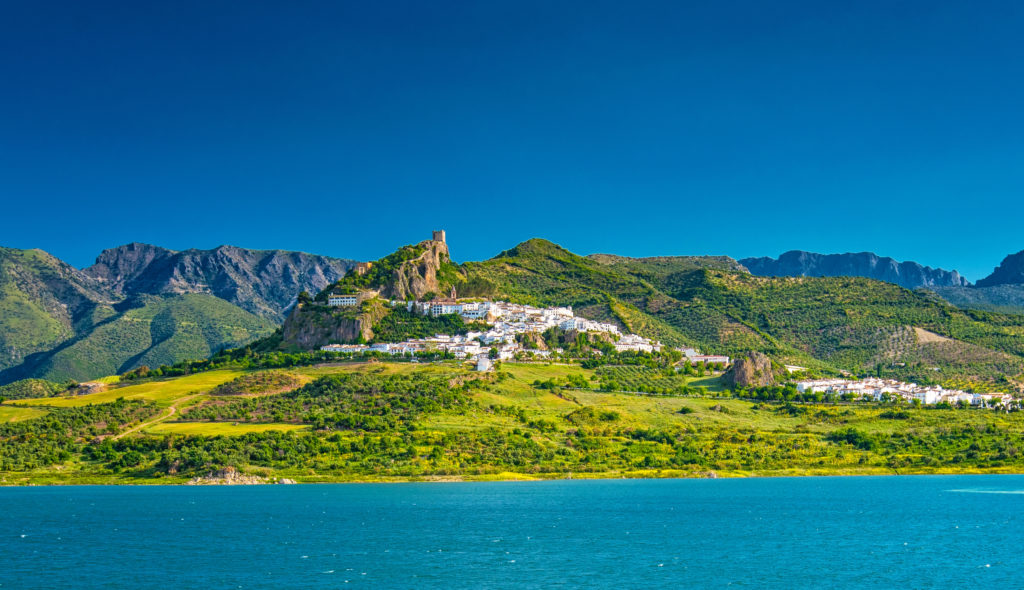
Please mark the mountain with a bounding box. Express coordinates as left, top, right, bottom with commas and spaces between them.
85, 243, 356, 321
0, 244, 356, 385
740, 251, 969, 289
975, 250, 1024, 288
283, 237, 1024, 388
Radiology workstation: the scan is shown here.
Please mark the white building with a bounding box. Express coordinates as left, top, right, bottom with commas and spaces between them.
328, 294, 359, 307
430, 300, 463, 316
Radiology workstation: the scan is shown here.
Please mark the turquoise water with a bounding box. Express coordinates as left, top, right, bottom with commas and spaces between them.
2, 475, 1022, 588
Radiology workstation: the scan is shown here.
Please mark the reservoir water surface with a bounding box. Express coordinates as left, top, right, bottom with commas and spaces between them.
2, 475, 1022, 588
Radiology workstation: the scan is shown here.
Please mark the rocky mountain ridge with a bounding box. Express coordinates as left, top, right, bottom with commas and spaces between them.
85, 243, 356, 321
740, 250, 969, 289
975, 250, 1024, 288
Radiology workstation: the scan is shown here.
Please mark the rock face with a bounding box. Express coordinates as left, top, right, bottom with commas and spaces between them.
280, 299, 390, 349
380, 239, 453, 301
184, 466, 296, 485
85, 243, 356, 320
740, 251, 969, 289
975, 250, 1024, 287
724, 352, 784, 388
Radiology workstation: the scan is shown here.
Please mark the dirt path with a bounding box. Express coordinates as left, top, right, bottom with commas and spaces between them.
114, 394, 203, 440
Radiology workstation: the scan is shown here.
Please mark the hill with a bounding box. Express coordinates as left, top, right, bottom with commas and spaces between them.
482, 244, 1024, 385
932, 285, 1024, 316
740, 250, 969, 289
281, 237, 1024, 388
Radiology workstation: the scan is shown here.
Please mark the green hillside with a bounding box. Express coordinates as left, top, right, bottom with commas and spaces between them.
5, 360, 1024, 484
0, 248, 113, 373
0, 294, 274, 384
932, 285, 1024, 316
452, 240, 1024, 386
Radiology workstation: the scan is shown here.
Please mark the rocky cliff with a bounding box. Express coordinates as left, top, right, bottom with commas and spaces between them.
974, 250, 1024, 288
381, 239, 455, 301
280, 299, 390, 349
317, 237, 458, 303
740, 251, 969, 289
85, 243, 356, 320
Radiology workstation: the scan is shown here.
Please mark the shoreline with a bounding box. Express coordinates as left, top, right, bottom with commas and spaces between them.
4, 466, 1024, 487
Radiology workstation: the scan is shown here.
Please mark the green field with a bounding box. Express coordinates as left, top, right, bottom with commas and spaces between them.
10, 370, 245, 408
0, 405, 48, 423
145, 422, 309, 435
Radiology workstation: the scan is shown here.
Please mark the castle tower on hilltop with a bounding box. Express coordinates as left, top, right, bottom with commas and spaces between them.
432, 229, 446, 244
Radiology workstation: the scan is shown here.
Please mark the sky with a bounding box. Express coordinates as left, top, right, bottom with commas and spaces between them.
1, 1, 1023, 281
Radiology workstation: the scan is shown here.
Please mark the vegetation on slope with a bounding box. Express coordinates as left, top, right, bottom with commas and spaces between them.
932, 285, 1024, 316
0, 399, 158, 470
460, 241, 1024, 385
0, 295, 274, 384
208, 371, 306, 396
0, 247, 113, 373
5, 361, 1024, 483
0, 378, 72, 400
370, 308, 488, 343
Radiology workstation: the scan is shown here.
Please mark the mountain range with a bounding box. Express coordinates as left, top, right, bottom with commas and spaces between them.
0, 245, 354, 384
741, 249, 1024, 315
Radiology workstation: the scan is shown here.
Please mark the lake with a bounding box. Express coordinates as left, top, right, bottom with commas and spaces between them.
2, 475, 1022, 588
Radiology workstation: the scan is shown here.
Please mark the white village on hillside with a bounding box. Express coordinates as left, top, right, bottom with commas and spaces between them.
795, 377, 1012, 407
318, 231, 733, 370
321, 298, 676, 370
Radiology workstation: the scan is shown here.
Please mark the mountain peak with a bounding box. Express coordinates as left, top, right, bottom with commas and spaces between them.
492, 238, 575, 260
975, 250, 1024, 287
87, 243, 177, 283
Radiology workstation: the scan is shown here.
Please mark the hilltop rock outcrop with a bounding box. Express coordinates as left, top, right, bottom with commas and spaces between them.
724, 352, 786, 388
380, 239, 454, 301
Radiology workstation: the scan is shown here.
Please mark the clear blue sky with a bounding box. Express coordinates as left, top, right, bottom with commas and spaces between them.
2, 1, 1023, 280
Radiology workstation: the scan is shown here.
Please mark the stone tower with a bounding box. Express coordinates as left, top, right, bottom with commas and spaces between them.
432, 230, 446, 244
